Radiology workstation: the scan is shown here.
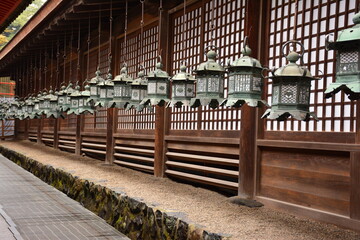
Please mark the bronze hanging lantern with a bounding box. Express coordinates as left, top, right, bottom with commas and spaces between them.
126, 66, 148, 112
96, 72, 114, 108
190, 46, 225, 109
222, 37, 268, 108
325, 11, 360, 100
109, 64, 132, 108
68, 83, 95, 115
87, 69, 104, 106
168, 63, 196, 108
141, 58, 170, 107
262, 40, 319, 121
46, 89, 64, 119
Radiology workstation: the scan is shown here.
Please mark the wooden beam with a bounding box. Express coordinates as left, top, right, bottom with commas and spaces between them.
53, 118, 60, 149
75, 114, 83, 155
105, 108, 115, 164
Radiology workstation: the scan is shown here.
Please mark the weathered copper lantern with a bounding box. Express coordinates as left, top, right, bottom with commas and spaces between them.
96, 72, 114, 108
109, 64, 132, 109
262, 40, 318, 121
68, 84, 94, 115
87, 69, 104, 106
141, 58, 170, 107
126, 67, 148, 112
222, 38, 268, 108
190, 46, 225, 109
9, 98, 20, 118
45, 89, 63, 119
25, 96, 37, 119
57, 83, 74, 112
16, 100, 25, 120
168, 63, 196, 108
33, 93, 42, 116
325, 11, 360, 100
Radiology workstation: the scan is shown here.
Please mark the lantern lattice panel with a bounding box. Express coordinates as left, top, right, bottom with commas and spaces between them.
266, 0, 358, 132
116, 23, 158, 131
170, 0, 245, 131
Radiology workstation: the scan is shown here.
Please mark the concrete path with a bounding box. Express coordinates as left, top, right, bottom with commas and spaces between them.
0, 155, 129, 240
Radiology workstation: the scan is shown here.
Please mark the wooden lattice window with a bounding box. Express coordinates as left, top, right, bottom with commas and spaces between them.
265, 0, 358, 132
116, 22, 158, 131
170, 0, 246, 131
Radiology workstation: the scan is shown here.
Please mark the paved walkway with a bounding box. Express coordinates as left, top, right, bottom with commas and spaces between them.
0, 155, 129, 240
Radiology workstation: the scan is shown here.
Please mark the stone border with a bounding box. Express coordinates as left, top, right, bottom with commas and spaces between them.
0, 146, 226, 240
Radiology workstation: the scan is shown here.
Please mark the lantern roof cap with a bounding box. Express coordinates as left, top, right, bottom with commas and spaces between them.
70, 85, 82, 97
272, 52, 315, 79
114, 65, 133, 83
195, 47, 225, 73
89, 69, 105, 84
147, 61, 170, 79
171, 64, 196, 81
332, 12, 360, 45
229, 45, 262, 69
81, 84, 91, 96
44, 90, 58, 101
132, 69, 148, 86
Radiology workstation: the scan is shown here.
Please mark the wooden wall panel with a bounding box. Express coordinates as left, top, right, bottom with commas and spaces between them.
259, 148, 350, 216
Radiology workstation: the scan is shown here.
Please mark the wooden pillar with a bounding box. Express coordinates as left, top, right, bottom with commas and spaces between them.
154, 8, 170, 177
53, 119, 60, 149
238, 0, 263, 198
350, 101, 360, 220
75, 115, 83, 155
1, 120, 5, 140
105, 108, 115, 164
24, 119, 29, 140
37, 118, 43, 144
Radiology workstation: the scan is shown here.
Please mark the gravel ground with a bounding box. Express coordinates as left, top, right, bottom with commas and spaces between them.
1, 140, 360, 240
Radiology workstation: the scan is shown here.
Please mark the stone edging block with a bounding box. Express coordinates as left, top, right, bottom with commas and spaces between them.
0, 146, 227, 240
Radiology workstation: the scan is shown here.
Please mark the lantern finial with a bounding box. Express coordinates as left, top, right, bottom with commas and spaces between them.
242, 45, 252, 56
353, 12, 360, 24
286, 51, 300, 63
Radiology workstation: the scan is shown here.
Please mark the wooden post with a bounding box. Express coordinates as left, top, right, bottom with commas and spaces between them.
75, 114, 83, 155
53, 119, 60, 149
154, 8, 170, 177
1, 120, 5, 140
350, 101, 360, 220
238, 0, 262, 198
24, 119, 29, 140
105, 108, 115, 164
37, 118, 42, 144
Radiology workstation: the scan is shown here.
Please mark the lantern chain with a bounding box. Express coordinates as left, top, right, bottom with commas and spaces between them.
97, 6, 101, 72
50, 42, 53, 89
39, 50, 42, 92
107, 0, 113, 77
69, 25, 74, 85
181, 0, 187, 66
209, 0, 215, 47
63, 33, 67, 85
77, 21, 81, 84
140, 0, 144, 66
44, 48, 48, 90
34, 53, 37, 93
157, 0, 163, 58
86, 15, 91, 81
56, 38, 60, 89
123, 0, 128, 66
30, 55, 33, 94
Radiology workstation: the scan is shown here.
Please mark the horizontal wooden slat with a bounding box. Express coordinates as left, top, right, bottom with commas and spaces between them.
114, 153, 154, 163
82, 136, 106, 143
114, 146, 154, 156
166, 161, 238, 177
81, 142, 106, 148
165, 170, 238, 190
257, 139, 360, 152
166, 152, 238, 166
113, 133, 155, 140
58, 140, 76, 145
28, 137, 37, 140
114, 139, 154, 148
165, 135, 239, 145
81, 148, 106, 155
114, 160, 154, 172
167, 142, 239, 156
41, 138, 53, 142
58, 145, 75, 150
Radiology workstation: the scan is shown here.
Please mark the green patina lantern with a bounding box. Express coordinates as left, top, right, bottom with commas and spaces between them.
96, 72, 114, 108
33, 93, 42, 116
25, 96, 37, 119
109, 64, 132, 109
39, 90, 50, 117
222, 38, 268, 108
325, 11, 360, 100
57, 83, 74, 112
68, 84, 94, 115
262, 40, 319, 121
87, 69, 104, 106
126, 67, 148, 112
168, 63, 196, 108
45, 89, 64, 119
9, 98, 20, 119
0, 102, 9, 120
17, 100, 26, 120
190, 46, 225, 109
141, 58, 170, 107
